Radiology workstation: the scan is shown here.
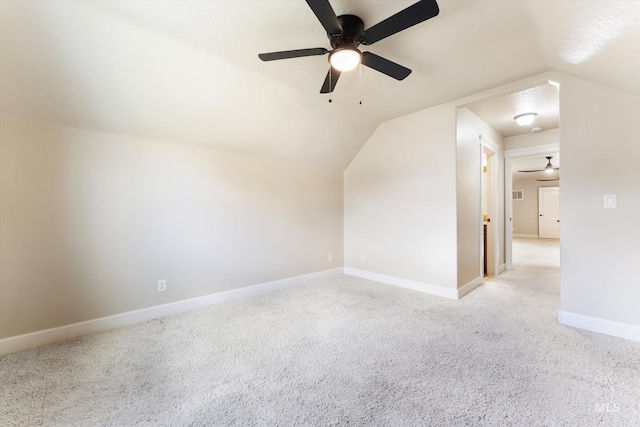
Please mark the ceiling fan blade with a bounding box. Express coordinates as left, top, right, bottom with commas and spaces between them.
360, 0, 439, 45
361, 52, 411, 80
518, 167, 559, 172
305, 0, 343, 36
320, 67, 341, 93
259, 48, 328, 61
537, 178, 560, 182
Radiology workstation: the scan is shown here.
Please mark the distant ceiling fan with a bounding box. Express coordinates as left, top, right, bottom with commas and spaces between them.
518, 156, 560, 174
258, 0, 440, 93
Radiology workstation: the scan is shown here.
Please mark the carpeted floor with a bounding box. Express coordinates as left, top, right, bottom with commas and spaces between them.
1, 238, 639, 426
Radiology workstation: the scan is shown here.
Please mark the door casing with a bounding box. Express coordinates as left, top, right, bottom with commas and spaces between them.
480, 136, 499, 280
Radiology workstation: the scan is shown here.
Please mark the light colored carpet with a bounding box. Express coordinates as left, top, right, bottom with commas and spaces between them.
1, 238, 639, 426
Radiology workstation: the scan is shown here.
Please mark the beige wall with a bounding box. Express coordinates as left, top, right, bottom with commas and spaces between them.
3, 71, 637, 344
512, 179, 559, 236
0, 119, 344, 339
559, 77, 640, 327
456, 108, 505, 287
343, 104, 504, 293
344, 105, 458, 290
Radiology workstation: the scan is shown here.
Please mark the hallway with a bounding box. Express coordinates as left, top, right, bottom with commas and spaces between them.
512, 237, 559, 270
508, 237, 560, 296
484, 237, 560, 320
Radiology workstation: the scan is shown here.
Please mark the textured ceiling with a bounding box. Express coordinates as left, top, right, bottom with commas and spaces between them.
1, 1, 639, 169
466, 83, 559, 138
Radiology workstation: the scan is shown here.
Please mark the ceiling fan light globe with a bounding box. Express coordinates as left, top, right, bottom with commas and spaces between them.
514, 113, 537, 126
544, 158, 555, 173
329, 48, 361, 72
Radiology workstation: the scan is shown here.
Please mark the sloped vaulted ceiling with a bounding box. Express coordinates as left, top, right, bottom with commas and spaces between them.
1, 1, 639, 170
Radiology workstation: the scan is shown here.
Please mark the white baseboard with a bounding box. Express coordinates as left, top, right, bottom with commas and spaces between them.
498, 264, 506, 274
0, 268, 344, 356
558, 310, 640, 343
344, 267, 458, 300
457, 277, 482, 298
513, 234, 538, 238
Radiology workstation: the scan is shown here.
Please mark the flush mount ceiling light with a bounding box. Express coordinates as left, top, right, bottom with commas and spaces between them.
329, 48, 362, 72
514, 112, 537, 126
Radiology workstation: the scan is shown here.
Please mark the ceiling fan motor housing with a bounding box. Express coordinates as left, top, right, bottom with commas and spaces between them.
329, 15, 365, 49
258, 0, 441, 93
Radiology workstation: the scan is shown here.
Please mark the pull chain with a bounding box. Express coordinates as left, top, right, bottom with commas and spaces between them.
327, 65, 364, 104
359, 62, 362, 105
328, 67, 333, 103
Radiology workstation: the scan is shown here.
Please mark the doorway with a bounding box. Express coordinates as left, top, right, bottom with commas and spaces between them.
462, 81, 560, 273
505, 146, 560, 269
481, 137, 499, 278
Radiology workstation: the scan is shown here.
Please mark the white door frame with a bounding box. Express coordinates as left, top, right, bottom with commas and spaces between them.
480, 136, 499, 279
504, 143, 559, 270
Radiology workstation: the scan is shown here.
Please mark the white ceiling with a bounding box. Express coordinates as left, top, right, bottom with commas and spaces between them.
1, 1, 639, 170
466, 83, 559, 138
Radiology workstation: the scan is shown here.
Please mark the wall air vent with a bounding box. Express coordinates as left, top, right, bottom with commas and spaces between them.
512, 190, 524, 200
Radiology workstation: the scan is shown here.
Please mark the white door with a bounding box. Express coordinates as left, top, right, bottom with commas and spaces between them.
539, 186, 560, 238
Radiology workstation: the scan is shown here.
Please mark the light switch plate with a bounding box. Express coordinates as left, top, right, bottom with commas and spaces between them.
604, 195, 617, 209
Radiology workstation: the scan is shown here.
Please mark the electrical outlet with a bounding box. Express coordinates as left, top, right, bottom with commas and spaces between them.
360, 254, 366, 262
157, 279, 166, 292
328, 253, 333, 262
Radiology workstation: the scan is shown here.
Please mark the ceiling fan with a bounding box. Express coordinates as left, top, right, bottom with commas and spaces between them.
518, 156, 560, 174
258, 0, 440, 94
